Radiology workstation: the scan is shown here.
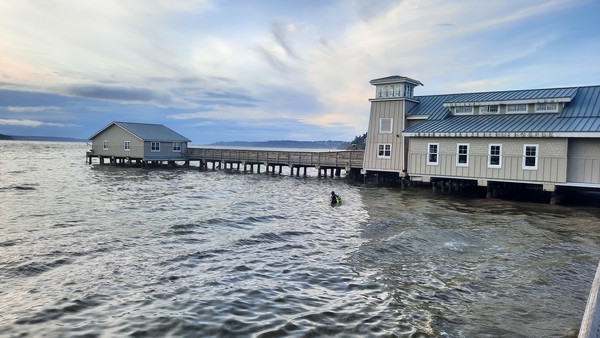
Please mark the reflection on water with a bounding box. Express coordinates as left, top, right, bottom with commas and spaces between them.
0, 141, 599, 337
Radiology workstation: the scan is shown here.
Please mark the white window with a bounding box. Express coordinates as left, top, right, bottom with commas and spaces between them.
456, 143, 469, 166
124, 141, 130, 152
507, 104, 528, 114
404, 85, 413, 98
523, 144, 538, 170
103, 140, 109, 150
172, 142, 182, 152
488, 144, 502, 168
454, 106, 473, 115
377, 144, 392, 159
480, 105, 499, 114
427, 143, 439, 165
379, 118, 393, 133
385, 86, 393, 97
377, 88, 383, 98
535, 102, 559, 112
151, 142, 160, 152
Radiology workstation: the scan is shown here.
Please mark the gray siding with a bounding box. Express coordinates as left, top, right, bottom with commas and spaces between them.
407, 137, 568, 183
143, 141, 187, 160
363, 100, 406, 172
91, 125, 145, 158
567, 138, 600, 184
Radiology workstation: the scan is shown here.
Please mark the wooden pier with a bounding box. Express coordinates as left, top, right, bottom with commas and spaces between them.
87, 147, 365, 178
186, 148, 364, 178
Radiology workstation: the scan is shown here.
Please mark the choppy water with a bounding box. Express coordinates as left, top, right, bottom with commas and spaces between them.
1, 141, 600, 338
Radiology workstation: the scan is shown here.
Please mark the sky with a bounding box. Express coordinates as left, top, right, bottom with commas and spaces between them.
0, 0, 599, 144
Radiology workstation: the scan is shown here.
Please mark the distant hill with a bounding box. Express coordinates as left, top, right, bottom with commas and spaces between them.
209, 140, 349, 149
0, 134, 14, 140
5, 135, 87, 142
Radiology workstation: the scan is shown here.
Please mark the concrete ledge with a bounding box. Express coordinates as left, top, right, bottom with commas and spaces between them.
579, 261, 600, 338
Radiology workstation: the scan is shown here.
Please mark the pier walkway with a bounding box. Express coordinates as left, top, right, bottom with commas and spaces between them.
186, 148, 364, 178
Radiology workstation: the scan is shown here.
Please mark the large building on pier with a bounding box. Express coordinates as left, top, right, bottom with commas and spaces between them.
363, 76, 600, 191
89, 121, 190, 164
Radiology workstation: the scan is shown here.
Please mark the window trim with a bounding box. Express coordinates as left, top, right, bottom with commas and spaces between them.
535, 102, 559, 113
456, 143, 469, 167
506, 104, 528, 114
124, 141, 130, 152
488, 144, 502, 168
404, 85, 413, 98
479, 105, 499, 114
523, 144, 539, 170
377, 143, 392, 159
379, 118, 393, 134
103, 140, 109, 150
454, 106, 473, 115
172, 142, 182, 152
427, 143, 439, 165
151, 142, 160, 152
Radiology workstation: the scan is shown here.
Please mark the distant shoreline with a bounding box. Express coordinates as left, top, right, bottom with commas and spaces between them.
0, 135, 87, 142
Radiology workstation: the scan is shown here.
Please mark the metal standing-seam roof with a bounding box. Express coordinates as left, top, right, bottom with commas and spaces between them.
89, 121, 191, 142
403, 85, 600, 135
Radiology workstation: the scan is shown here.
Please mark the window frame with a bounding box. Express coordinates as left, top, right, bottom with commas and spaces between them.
480, 105, 499, 114
488, 144, 502, 168
377, 143, 392, 159
523, 144, 539, 170
535, 102, 559, 113
172, 142, 182, 152
456, 143, 469, 167
103, 140, 109, 150
124, 141, 130, 152
506, 104, 528, 114
379, 118, 393, 134
151, 142, 160, 152
454, 106, 473, 115
427, 143, 439, 165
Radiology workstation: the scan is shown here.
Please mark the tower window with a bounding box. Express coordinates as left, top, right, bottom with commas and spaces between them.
379, 118, 393, 133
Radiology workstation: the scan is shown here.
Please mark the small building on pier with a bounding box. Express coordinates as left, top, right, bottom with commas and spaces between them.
363, 75, 600, 197
88, 121, 190, 165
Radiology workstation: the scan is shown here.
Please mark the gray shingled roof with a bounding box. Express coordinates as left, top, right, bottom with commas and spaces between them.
90, 121, 191, 142
404, 86, 600, 134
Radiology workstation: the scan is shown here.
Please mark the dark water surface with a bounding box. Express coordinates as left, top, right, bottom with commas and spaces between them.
1, 141, 600, 337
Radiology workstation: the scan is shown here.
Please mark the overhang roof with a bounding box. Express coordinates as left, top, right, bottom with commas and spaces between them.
370, 75, 423, 86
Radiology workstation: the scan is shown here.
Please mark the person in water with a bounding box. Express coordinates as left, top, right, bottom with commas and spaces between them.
331, 191, 341, 204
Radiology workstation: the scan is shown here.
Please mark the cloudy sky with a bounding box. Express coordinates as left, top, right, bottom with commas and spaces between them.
0, 0, 599, 144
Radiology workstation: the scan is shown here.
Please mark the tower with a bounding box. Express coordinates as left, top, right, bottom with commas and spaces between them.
362, 75, 423, 176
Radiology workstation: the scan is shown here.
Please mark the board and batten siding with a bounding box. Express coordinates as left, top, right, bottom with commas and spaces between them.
91, 125, 145, 159
407, 137, 568, 183
567, 138, 600, 184
363, 100, 406, 172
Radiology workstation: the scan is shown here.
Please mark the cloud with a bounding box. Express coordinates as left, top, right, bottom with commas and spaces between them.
270, 21, 298, 59
3, 106, 61, 113
65, 84, 172, 105
0, 119, 75, 127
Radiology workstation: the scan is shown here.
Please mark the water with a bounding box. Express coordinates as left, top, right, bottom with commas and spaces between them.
1, 141, 600, 337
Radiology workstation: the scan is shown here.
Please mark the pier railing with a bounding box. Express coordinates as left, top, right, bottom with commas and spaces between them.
186, 147, 364, 168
